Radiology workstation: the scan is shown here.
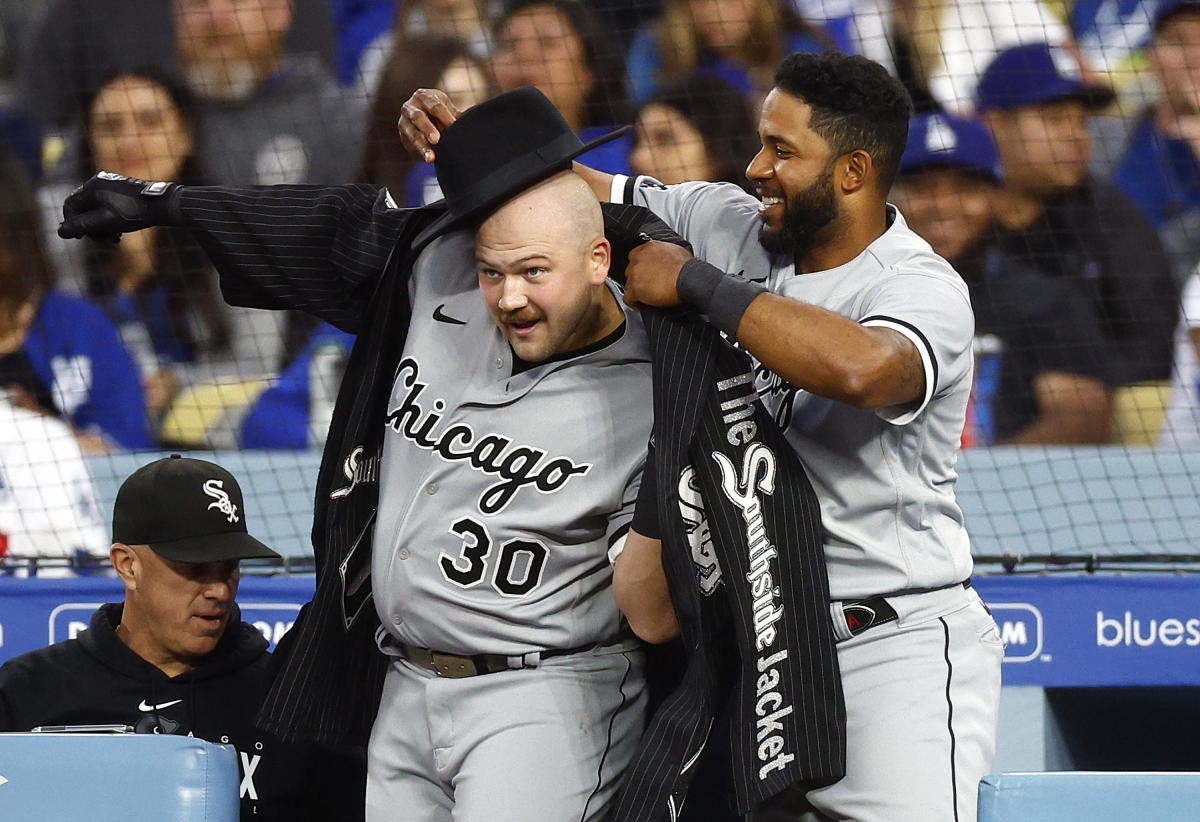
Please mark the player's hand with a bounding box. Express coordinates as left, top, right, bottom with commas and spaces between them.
624, 239, 694, 309
398, 88, 462, 163
58, 172, 182, 243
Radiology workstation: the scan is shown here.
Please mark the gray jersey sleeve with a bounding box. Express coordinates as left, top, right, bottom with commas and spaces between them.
611, 175, 762, 264
859, 265, 975, 425
605, 454, 645, 565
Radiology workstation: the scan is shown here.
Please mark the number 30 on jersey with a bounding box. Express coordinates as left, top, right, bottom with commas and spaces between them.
440, 517, 548, 597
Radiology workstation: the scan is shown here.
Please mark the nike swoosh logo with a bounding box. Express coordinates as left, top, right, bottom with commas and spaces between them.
433, 304, 467, 325
138, 699, 182, 712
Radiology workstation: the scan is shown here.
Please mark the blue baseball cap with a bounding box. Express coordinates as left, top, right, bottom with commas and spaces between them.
1154, 0, 1200, 33
899, 111, 1003, 183
975, 42, 1115, 112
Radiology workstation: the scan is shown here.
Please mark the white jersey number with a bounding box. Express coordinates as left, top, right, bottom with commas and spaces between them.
440, 517, 548, 598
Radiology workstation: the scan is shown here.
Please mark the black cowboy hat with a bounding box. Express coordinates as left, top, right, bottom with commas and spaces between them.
412, 86, 628, 249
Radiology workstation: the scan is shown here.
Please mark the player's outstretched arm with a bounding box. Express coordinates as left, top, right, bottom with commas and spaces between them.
613, 530, 679, 645
58, 172, 183, 243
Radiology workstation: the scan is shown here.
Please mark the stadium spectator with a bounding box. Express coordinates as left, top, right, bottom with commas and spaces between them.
979, 41, 1180, 386
15, 0, 337, 153
174, 0, 365, 187
240, 323, 355, 449
1092, 0, 1200, 286
0, 151, 150, 452
894, 110, 1117, 445
0, 398, 109, 574
629, 72, 760, 192
349, 0, 500, 101
626, 0, 828, 105
78, 70, 231, 421
491, 0, 634, 174
357, 34, 494, 206
797, 0, 1073, 114
1160, 269, 1200, 447
0, 455, 366, 821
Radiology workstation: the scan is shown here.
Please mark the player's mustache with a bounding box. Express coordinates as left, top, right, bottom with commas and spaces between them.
499, 309, 542, 325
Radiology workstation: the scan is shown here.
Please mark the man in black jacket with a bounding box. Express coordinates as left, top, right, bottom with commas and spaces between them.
977, 41, 1180, 386
0, 454, 364, 821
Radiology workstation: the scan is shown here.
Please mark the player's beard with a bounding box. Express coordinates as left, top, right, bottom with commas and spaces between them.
758, 160, 838, 262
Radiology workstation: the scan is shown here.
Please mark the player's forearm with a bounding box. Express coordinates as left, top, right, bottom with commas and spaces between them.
734, 292, 926, 410
1001, 372, 1113, 444
612, 530, 680, 645
572, 162, 614, 203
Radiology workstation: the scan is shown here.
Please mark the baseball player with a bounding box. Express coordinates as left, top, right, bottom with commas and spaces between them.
401, 52, 1004, 821
56, 88, 677, 822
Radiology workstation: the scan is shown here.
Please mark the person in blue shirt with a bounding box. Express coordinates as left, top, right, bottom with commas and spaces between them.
240, 323, 354, 449
626, 0, 828, 105
1098, 0, 1200, 284
1, 151, 152, 452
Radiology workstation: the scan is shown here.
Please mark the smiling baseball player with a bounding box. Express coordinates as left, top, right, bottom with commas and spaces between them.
397, 51, 1006, 822
55, 88, 678, 822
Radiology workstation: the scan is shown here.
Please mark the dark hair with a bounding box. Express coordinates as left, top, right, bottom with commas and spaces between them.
642, 72, 760, 191
0, 149, 55, 314
78, 68, 229, 358
773, 51, 913, 190
77, 66, 204, 185
356, 35, 494, 193
495, 0, 633, 129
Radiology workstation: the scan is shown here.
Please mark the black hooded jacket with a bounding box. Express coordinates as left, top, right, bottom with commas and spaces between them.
0, 603, 364, 821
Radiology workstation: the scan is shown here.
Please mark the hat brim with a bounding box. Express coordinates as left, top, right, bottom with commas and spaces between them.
899, 161, 1002, 185
149, 531, 282, 563
411, 125, 631, 252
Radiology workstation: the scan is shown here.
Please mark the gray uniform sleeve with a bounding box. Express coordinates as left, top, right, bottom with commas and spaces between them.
860, 267, 975, 425
611, 174, 762, 264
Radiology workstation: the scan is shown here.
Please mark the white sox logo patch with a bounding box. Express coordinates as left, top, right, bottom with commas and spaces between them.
677, 466, 722, 596
385, 358, 591, 514
203, 479, 239, 523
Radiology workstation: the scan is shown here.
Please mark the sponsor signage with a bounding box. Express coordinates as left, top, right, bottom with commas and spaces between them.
2, 574, 1197, 687
0, 576, 313, 662
972, 575, 1200, 687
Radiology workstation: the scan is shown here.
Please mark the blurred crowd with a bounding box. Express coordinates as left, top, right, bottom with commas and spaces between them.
1, 0, 1199, 558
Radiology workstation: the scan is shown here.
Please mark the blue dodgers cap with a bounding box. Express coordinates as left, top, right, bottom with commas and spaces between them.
976, 42, 1115, 111
900, 111, 1003, 182
1154, 0, 1200, 32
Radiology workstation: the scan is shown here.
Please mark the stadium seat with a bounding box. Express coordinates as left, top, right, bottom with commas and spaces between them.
0, 732, 239, 821
979, 771, 1200, 821
1110, 380, 1172, 445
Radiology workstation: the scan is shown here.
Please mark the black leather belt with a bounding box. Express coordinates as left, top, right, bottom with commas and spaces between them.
842, 579, 973, 638
397, 642, 593, 678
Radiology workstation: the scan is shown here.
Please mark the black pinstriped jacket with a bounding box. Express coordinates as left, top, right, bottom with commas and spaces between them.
175, 188, 845, 819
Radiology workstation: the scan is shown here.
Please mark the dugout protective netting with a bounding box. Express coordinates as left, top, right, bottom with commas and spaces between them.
1, 0, 1198, 576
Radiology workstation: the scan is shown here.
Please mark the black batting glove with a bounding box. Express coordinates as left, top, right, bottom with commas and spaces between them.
58, 172, 184, 243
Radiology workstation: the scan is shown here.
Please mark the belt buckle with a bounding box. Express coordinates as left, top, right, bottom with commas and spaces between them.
430, 651, 477, 678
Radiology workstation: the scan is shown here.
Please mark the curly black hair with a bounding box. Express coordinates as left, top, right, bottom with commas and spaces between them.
773, 51, 913, 190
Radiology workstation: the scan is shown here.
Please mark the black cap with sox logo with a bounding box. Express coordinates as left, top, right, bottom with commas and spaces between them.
112, 454, 280, 562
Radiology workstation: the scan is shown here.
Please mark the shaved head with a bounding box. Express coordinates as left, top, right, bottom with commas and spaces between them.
475, 171, 620, 361
480, 170, 603, 250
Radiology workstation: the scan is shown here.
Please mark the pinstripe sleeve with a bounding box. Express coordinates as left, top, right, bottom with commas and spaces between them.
178, 184, 421, 333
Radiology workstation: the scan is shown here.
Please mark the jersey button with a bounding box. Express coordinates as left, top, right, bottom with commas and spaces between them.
494, 357, 503, 369
425, 482, 438, 495
398, 548, 411, 561
391, 613, 403, 626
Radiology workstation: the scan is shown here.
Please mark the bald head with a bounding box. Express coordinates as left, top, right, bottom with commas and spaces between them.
475, 170, 619, 362
479, 170, 603, 252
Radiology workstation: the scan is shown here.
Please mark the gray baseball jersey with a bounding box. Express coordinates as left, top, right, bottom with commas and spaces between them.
613, 175, 975, 600
370, 230, 654, 656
